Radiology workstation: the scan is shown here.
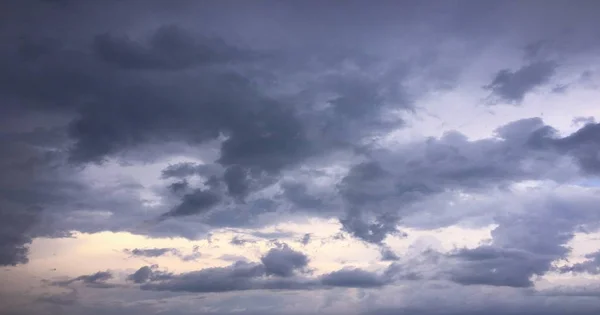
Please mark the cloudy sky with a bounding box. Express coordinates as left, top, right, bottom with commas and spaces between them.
1, 0, 600, 314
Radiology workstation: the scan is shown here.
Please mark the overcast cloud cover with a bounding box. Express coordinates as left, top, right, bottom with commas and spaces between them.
1, 0, 600, 314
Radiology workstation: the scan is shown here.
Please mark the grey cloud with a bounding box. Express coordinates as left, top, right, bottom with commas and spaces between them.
484, 61, 557, 104
161, 189, 221, 218
125, 247, 201, 262
180, 245, 202, 262
380, 247, 400, 262
0, 204, 39, 266
281, 182, 324, 209
445, 189, 600, 287
75, 271, 112, 284
448, 246, 550, 287
140, 261, 267, 293
320, 268, 388, 288
300, 233, 311, 245
336, 117, 595, 244
250, 230, 296, 240
260, 245, 309, 277
124, 247, 179, 258
140, 245, 314, 293
219, 254, 249, 262
161, 162, 222, 179
137, 249, 398, 293
222, 165, 250, 199
0, 0, 465, 258
553, 122, 600, 175
0, 123, 88, 266
365, 305, 600, 315
128, 266, 152, 284
167, 180, 189, 195
340, 212, 403, 245
230, 236, 255, 246
3, 7, 600, 314
573, 116, 596, 126
93, 25, 246, 70
36, 289, 77, 306
127, 265, 173, 284
53, 270, 115, 288
557, 250, 600, 275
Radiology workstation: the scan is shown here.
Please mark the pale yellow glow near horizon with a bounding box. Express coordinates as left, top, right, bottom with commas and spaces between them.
8, 218, 500, 285
3, 218, 597, 299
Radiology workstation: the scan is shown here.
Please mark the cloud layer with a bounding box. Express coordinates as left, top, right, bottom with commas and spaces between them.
2, 1, 600, 315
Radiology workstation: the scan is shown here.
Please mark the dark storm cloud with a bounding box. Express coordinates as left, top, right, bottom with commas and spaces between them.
0, 121, 88, 266
93, 25, 247, 71
2, 7, 600, 315
260, 245, 309, 277
0, 0, 488, 261
484, 61, 557, 104
0, 205, 39, 266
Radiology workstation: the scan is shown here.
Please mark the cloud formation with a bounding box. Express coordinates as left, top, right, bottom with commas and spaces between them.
2, 1, 600, 315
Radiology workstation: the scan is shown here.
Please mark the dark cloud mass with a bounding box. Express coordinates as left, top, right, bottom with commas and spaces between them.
135, 246, 394, 293
485, 61, 557, 104
93, 25, 246, 71
320, 268, 388, 288
2, 1, 600, 315
261, 245, 310, 277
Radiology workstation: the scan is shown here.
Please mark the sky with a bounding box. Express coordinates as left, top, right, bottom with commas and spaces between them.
1, 0, 600, 314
